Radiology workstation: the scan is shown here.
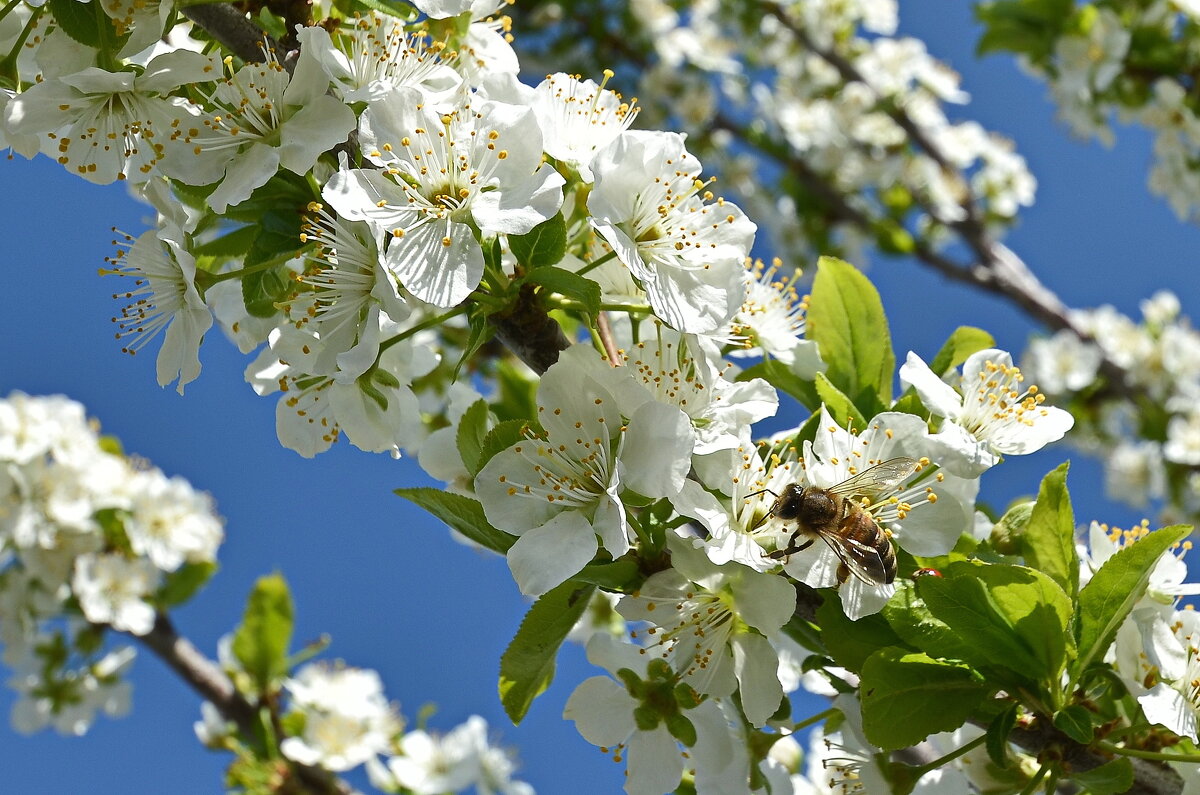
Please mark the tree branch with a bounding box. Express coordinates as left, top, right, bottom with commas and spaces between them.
719, 4, 1141, 399
490, 283, 573, 374
179, 4, 277, 64
131, 614, 353, 795
1007, 720, 1184, 795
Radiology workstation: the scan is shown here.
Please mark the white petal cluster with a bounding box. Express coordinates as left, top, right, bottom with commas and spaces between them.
474, 344, 695, 595
281, 663, 402, 772
370, 714, 533, 795
1020, 293, 1200, 515
325, 87, 564, 307
589, 130, 755, 333
901, 348, 1074, 476
0, 392, 223, 735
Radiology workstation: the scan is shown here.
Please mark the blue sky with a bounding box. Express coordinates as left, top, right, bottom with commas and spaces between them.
1, 3, 1196, 794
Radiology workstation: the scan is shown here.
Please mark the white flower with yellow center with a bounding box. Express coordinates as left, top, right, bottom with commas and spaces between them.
474, 344, 694, 596
618, 538, 792, 726
160, 44, 356, 214
410, 0, 519, 85
289, 204, 410, 381
296, 16, 462, 105
588, 130, 755, 334
101, 224, 213, 394
900, 348, 1075, 477
3, 50, 217, 184
281, 662, 400, 772
323, 88, 564, 308
245, 323, 435, 458
1115, 606, 1200, 743
563, 632, 737, 795
683, 408, 974, 619
530, 71, 639, 181
72, 553, 158, 635
123, 468, 223, 573
723, 258, 813, 366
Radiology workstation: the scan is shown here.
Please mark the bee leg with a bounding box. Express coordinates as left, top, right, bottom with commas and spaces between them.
835, 562, 851, 584
767, 537, 814, 560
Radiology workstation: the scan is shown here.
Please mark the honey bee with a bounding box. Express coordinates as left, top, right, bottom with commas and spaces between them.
753, 457, 919, 586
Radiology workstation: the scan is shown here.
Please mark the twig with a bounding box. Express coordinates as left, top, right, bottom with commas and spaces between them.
132, 614, 353, 795
179, 4, 277, 64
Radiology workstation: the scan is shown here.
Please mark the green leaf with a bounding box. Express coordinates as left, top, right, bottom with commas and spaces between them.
477, 419, 533, 470
1021, 463, 1079, 598
572, 558, 643, 591
916, 560, 1073, 685
807, 256, 894, 406
1074, 524, 1192, 678
509, 214, 567, 270
456, 399, 492, 478
737, 359, 819, 410
1052, 704, 1094, 744
47, 0, 118, 49
394, 487, 513, 554
242, 209, 303, 318
985, 702, 1018, 768
499, 580, 595, 723
814, 372, 880, 430
859, 647, 987, 750
158, 561, 218, 607
192, 226, 259, 258
816, 590, 906, 672
231, 574, 294, 692
929, 326, 995, 376
975, 0, 1074, 60
524, 266, 601, 319
453, 311, 497, 379
989, 500, 1034, 556
1071, 757, 1134, 794
882, 580, 974, 663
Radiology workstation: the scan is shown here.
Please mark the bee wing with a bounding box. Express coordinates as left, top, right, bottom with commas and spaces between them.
827, 457, 919, 500
816, 527, 890, 585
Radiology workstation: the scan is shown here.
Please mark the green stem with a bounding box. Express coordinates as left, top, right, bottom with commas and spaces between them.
626, 511, 653, 551
910, 732, 987, 778
0, 2, 42, 83
548, 295, 653, 315
1018, 763, 1049, 795
208, 253, 297, 284
791, 707, 837, 734
468, 289, 506, 308
378, 305, 469, 354
576, 249, 617, 276
1095, 740, 1200, 763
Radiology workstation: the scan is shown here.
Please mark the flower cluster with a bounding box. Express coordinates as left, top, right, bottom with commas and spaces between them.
0, 392, 223, 734
976, 0, 1200, 224
514, 0, 1036, 266
1021, 291, 1200, 521
197, 658, 534, 795
6, 0, 1172, 792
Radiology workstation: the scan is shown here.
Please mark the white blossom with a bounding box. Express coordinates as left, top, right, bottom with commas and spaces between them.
900, 349, 1075, 476
589, 130, 755, 334
281, 662, 401, 772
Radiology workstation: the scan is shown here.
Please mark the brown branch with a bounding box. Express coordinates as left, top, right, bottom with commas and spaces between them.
489, 283, 572, 374
132, 614, 352, 795
720, 6, 1141, 399
1007, 719, 1184, 795
179, 4, 277, 64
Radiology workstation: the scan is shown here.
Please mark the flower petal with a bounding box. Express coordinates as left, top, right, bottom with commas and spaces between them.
506, 512, 597, 596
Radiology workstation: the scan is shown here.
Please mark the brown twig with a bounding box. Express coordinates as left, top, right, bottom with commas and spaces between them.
132, 614, 352, 795
179, 4, 277, 64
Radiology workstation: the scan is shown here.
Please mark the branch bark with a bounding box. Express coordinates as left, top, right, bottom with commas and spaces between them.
179, 4, 277, 64
132, 614, 353, 795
